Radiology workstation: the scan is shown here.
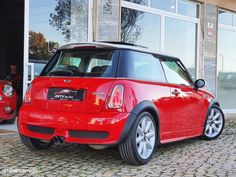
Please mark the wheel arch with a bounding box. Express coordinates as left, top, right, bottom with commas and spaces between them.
118, 100, 160, 144
209, 99, 220, 108
202, 98, 223, 135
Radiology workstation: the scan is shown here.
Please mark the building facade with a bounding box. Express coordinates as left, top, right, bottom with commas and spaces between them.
24, 0, 236, 112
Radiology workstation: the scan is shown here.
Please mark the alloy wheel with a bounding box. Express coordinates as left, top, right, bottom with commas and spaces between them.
204, 108, 223, 138
136, 116, 156, 159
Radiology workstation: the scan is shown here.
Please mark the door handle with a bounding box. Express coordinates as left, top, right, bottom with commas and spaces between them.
171, 90, 180, 96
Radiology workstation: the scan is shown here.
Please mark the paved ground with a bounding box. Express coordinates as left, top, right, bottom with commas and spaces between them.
0, 119, 235, 177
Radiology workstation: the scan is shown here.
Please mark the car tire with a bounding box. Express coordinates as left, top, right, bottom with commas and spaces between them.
20, 134, 53, 150
202, 105, 225, 140
119, 112, 157, 165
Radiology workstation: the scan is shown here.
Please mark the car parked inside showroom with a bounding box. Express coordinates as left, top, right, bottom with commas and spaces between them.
18, 42, 225, 165
0, 81, 17, 124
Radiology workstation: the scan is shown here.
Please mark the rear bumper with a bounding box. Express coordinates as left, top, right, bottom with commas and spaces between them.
18, 105, 130, 145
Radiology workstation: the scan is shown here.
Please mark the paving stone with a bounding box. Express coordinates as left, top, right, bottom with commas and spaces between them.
0, 119, 235, 177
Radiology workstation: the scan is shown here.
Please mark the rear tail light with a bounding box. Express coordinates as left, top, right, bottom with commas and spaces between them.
108, 84, 124, 109
24, 85, 32, 103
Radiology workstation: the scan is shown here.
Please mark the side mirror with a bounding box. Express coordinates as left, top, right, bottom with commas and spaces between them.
194, 79, 205, 90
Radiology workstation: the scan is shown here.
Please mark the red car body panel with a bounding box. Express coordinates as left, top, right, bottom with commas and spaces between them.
0, 81, 17, 120
18, 76, 213, 145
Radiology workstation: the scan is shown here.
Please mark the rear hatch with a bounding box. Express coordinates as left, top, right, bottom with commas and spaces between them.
31, 77, 114, 113
29, 48, 119, 113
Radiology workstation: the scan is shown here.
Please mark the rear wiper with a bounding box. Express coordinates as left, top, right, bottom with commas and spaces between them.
48, 69, 74, 76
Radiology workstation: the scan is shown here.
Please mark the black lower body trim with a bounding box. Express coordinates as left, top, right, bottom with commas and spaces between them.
69, 130, 109, 139
28, 125, 54, 135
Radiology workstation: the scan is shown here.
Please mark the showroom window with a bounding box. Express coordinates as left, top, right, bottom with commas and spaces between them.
218, 9, 236, 110
29, 0, 89, 61
121, 0, 199, 78
121, 8, 161, 51
219, 9, 235, 26
125, 0, 199, 17
151, 0, 176, 13
25, 0, 92, 87
164, 17, 197, 77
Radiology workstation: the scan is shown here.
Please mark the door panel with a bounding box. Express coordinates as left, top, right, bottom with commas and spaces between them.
161, 84, 208, 141
160, 58, 208, 141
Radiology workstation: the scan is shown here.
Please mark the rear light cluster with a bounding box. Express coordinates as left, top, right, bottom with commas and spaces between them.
108, 84, 124, 109
24, 85, 32, 103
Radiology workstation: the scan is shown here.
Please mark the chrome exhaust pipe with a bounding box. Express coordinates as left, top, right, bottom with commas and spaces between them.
57, 137, 64, 144
53, 136, 65, 144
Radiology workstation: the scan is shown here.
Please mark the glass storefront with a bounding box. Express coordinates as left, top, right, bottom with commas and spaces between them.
121, 0, 199, 78
27, 0, 90, 84
29, 0, 89, 61
218, 9, 236, 109
125, 0, 199, 18
151, 0, 176, 13
177, 0, 199, 18
165, 17, 197, 77
219, 10, 235, 26
121, 8, 161, 51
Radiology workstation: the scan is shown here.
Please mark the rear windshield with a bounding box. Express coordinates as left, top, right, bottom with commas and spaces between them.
41, 50, 117, 77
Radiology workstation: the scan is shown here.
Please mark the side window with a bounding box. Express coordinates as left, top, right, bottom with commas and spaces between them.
161, 59, 192, 86
126, 52, 166, 82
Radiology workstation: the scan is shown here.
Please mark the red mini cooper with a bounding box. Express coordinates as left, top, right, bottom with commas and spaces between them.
0, 81, 17, 124
18, 42, 224, 165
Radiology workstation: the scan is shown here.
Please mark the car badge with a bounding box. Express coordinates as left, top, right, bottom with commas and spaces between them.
64, 80, 72, 83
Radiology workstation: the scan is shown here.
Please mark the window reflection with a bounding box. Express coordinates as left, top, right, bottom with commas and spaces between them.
29, 0, 88, 61
217, 29, 236, 109
127, 52, 166, 82
71, 0, 88, 42
178, 0, 199, 18
151, 0, 176, 13
161, 60, 191, 86
124, 0, 148, 6
121, 7, 161, 51
164, 17, 197, 78
219, 10, 234, 26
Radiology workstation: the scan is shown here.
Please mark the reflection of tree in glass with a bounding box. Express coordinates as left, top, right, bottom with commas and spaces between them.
70, 0, 88, 42
29, 31, 59, 60
49, 0, 71, 41
121, 2, 145, 44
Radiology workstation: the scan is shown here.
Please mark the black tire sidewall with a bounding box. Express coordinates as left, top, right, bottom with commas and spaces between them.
129, 112, 157, 164
20, 134, 53, 150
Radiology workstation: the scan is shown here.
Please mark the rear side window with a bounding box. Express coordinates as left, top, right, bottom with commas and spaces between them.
118, 51, 166, 83
41, 50, 117, 77
161, 59, 192, 86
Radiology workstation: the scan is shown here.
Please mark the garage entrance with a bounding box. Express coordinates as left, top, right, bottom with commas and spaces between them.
0, 0, 24, 98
